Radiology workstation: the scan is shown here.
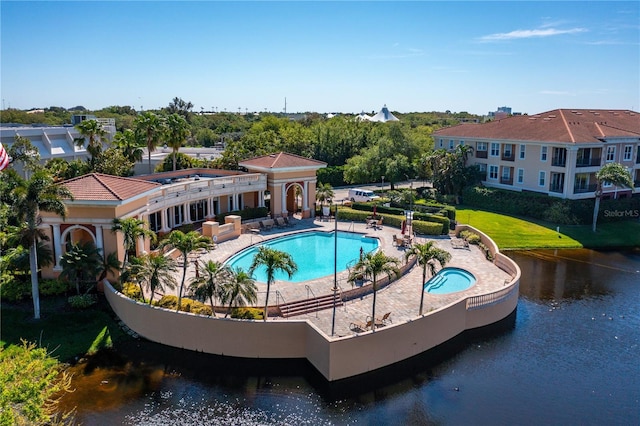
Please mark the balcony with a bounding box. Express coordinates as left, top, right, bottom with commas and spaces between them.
501, 153, 515, 162
500, 177, 513, 185
574, 183, 597, 194
636, 152, 640, 164
549, 185, 564, 193
576, 157, 601, 168
476, 151, 488, 159
552, 159, 566, 167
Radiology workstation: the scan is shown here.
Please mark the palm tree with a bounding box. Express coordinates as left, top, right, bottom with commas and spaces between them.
592, 162, 634, 232
59, 241, 104, 295
221, 267, 258, 318
158, 230, 214, 311
113, 129, 144, 164
249, 246, 297, 321
74, 119, 108, 165
405, 242, 452, 315
10, 169, 73, 319
189, 260, 230, 317
165, 113, 190, 171
315, 182, 334, 206
111, 217, 156, 267
134, 112, 165, 174
136, 253, 178, 305
349, 251, 400, 331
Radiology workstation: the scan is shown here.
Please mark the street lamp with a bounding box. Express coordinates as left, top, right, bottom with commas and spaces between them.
381, 175, 385, 194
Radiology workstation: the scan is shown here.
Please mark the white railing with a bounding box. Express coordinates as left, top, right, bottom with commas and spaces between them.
466, 282, 518, 310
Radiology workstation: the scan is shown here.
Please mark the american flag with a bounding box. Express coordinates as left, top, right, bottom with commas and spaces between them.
0, 143, 10, 171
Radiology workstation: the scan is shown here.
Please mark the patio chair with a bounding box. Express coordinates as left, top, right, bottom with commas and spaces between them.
275, 217, 287, 228
349, 319, 372, 332
283, 216, 295, 227
375, 312, 392, 327
394, 235, 406, 247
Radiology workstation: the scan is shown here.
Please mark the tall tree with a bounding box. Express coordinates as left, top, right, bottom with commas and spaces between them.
112, 129, 144, 164
166, 97, 194, 122
10, 169, 73, 319
7, 135, 40, 177
165, 113, 190, 171
111, 217, 156, 266
221, 267, 258, 318
405, 242, 451, 315
158, 230, 214, 311
134, 112, 165, 174
74, 119, 108, 166
349, 251, 400, 331
249, 246, 297, 321
592, 162, 633, 232
315, 182, 334, 206
189, 260, 230, 317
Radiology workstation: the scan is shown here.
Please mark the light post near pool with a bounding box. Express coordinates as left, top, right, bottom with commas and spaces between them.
331, 207, 338, 336
381, 175, 385, 195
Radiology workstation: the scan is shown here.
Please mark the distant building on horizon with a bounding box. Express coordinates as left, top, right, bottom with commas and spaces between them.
369, 105, 399, 122
488, 106, 522, 120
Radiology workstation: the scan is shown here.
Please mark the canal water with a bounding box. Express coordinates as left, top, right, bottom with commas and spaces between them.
60, 249, 640, 425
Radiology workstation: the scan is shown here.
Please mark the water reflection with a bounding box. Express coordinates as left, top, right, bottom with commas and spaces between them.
59, 248, 640, 425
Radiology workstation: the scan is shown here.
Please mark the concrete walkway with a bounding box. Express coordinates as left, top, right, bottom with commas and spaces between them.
169, 217, 511, 338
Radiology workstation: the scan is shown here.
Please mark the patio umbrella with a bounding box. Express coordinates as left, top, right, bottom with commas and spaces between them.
373, 204, 377, 216
401, 220, 406, 235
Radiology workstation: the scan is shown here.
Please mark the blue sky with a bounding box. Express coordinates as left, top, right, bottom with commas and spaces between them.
1, 1, 638, 115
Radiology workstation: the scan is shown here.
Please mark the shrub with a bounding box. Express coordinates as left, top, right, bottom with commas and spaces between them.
231, 307, 264, 319
478, 242, 494, 261
336, 207, 446, 235
0, 280, 30, 302
346, 204, 450, 234
121, 282, 143, 301
39, 279, 69, 296
459, 230, 481, 245
154, 295, 212, 316
68, 294, 97, 309
215, 206, 269, 223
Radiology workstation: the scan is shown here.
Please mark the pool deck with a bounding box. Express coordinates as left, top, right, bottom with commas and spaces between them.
172, 217, 512, 338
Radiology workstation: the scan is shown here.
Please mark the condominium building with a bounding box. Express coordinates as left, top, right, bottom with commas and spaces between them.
432, 109, 640, 200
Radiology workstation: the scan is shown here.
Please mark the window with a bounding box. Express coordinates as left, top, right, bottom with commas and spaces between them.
439, 139, 443, 148
603, 181, 612, 188
503, 145, 513, 158
606, 146, 615, 162
623, 145, 632, 161
477, 142, 488, 151
502, 167, 511, 180
517, 168, 524, 184
539, 171, 546, 187
460, 140, 465, 146
449, 140, 454, 149
478, 163, 487, 179
489, 165, 498, 180
519, 145, 526, 159
148, 211, 162, 232
540, 146, 548, 161
490, 143, 500, 157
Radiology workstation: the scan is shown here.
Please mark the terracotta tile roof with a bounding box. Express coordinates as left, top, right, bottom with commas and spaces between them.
61, 173, 160, 201
239, 152, 327, 169
432, 109, 640, 144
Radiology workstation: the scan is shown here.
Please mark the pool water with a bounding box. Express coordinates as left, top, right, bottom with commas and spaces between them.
425, 267, 476, 294
226, 231, 379, 283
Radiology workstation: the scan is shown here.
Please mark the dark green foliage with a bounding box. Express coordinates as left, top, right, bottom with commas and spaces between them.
155, 152, 194, 172
337, 207, 445, 235
154, 295, 212, 315
68, 294, 97, 309
317, 166, 347, 187
39, 279, 70, 296
0, 280, 30, 302
349, 202, 450, 233
462, 186, 640, 225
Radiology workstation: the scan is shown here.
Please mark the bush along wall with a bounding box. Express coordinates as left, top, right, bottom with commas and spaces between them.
349, 202, 450, 234
462, 186, 640, 225
336, 207, 445, 235
215, 206, 269, 223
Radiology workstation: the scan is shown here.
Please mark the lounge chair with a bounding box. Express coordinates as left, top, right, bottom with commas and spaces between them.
275, 217, 287, 228
261, 219, 274, 230
283, 216, 295, 227
375, 312, 392, 327
451, 238, 469, 249
394, 234, 406, 247
349, 319, 372, 332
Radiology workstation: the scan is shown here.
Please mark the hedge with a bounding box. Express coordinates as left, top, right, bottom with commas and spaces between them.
463, 186, 640, 225
336, 207, 445, 235
349, 202, 450, 234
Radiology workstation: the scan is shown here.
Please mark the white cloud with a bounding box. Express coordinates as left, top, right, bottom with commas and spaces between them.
540, 90, 575, 96
480, 27, 587, 41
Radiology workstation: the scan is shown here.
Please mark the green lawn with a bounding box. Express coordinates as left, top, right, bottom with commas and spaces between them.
0, 297, 128, 362
456, 207, 640, 250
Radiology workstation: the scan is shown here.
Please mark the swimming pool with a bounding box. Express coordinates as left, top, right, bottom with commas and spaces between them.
226, 231, 379, 283
424, 267, 476, 294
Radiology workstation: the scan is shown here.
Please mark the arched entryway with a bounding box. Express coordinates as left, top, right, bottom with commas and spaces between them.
285, 182, 304, 216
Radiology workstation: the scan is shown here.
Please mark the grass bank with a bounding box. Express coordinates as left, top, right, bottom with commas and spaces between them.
0, 296, 129, 362
456, 207, 640, 250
